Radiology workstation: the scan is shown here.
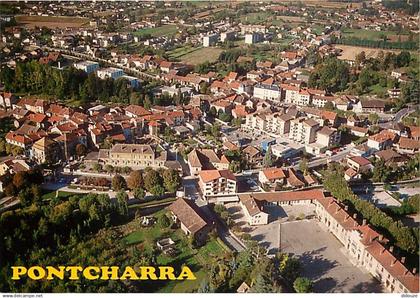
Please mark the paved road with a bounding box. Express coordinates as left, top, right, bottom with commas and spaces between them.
379, 107, 414, 129
199, 203, 245, 252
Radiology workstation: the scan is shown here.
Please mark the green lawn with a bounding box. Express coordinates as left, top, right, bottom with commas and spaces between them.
341, 28, 408, 40
134, 25, 178, 37
124, 211, 228, 293
240, 12, 274, 24
41, 190, 83, 201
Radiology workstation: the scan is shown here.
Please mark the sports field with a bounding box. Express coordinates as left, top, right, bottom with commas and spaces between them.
134, 24, 178, 37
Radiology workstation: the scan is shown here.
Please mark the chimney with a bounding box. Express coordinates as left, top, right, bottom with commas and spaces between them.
391, 258, 397, 266
362, 219, 367, 225
389, 246, 394, 253
380, 247, 386, 255
344, 205, 348, 211
353, 213, 357, 219
413, 268, 417, 275
379, 234, 384, 241
401, 257, 406, 264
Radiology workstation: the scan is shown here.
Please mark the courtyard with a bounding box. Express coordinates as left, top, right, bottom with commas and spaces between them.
228, 203, 383, 293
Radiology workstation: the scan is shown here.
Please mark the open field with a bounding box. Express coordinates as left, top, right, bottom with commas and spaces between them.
134, 24, 178, 37
169, 46, 223, 65
336, 45, 402, 61
15, 15, 90, 29
342, 28, 409, 41
124, 210, 227, 292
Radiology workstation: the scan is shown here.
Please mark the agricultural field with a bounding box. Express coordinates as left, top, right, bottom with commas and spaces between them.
133, 24, 179, 37
168, 46, 223, 65
336, 45, 402, 61
15, 15, 90, 29
341, 28, 409, 41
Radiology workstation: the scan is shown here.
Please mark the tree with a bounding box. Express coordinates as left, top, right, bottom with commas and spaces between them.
112, 174, 126, 191
324, 101, 335, 111
162, 169, 181, 193
158, 213, 171, 228
368, 113, 379, 125
75, 143, 87, 157
144, 169, 163, 192
299, 158, 309, 175
92, 163, 102, 172
127, 170, 144, 190
133, 187, 146, 201
263, 146, 274, 168
150, 184, 165, 196
293, 277, 313, 293
355, 51, 366, 68
308, 58, 350, 92
278, 253, 302, 282
12, 171, 28, 189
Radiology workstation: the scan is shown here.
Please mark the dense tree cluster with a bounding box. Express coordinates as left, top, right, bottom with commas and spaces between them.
323, 165, 419, 260
0, 61, 139, 104
308, 57, 350, 92
116, 168, 181, 197
0, 192, 129, 292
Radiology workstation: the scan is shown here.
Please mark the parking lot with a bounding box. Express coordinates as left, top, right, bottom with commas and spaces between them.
228, 203, 383, 293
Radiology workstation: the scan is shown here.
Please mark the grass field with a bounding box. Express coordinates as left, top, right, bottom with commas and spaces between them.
168, 46, 223, 65
336, 45, 402, 61
134, 25, 178, 37
124, 210, 227, 293
341, 28, 409, 41
15, 15, 90, 29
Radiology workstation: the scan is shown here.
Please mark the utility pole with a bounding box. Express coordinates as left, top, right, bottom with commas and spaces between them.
278, 221, 282, 254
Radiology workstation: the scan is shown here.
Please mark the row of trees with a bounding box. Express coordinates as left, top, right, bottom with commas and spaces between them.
333, 36, 418, 50
323, 164, 419, 258
111, 167, 182, 197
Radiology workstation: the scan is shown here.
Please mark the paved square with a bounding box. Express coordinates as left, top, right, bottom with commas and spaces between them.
228, 203, 383, 293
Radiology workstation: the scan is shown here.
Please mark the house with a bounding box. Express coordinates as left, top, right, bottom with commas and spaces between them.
258, 167, 286, 187
125, 104, 151, 118
31, 137, 61, 164
344, 167, 362, 181
203, 33, 219, 47
198, 169, 237, 197
187, 149, 229, 176
374, 149, 406, 165
0, 92, 17, 110
239, 194, 269, 225
354, 99, 386, 113
347, 156, 373, 173
396, 137, 420, 154
168, 198, 212, 245
367, 130, 396, 151
243, 145, 263, 166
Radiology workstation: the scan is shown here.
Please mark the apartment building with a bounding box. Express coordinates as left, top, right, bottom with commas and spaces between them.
97, 67, 124, 80
203, 33, 219, 47
221, 31, 235, 42
98, 144, 166, 169
316, 126, 341, 148
266, 113, 293, 134
198, 169, 237, 197
253, 84, 281, 101
367, 130, 396, 151
31, 137, 61, 164
245, 32, 263, 44
73, 60, 99, 74
289, 118, 319, 144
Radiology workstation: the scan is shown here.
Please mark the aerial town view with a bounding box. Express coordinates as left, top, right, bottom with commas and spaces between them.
0, 0, 419, 295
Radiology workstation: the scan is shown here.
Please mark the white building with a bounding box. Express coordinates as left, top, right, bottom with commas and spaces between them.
198, 169, 237, 197
221, 31, 235, 42
253, 84, 281, 101
316, 126, 341, 148
97, 67, 124, 80
289, 118, 319, 144
203, 33, 219, 47
73, 61, 99, 74
245, 32, 263, 44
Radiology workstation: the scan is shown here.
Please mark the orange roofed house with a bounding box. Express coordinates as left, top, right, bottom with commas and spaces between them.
198, 169, 237, 197
167, 198, 213, 245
